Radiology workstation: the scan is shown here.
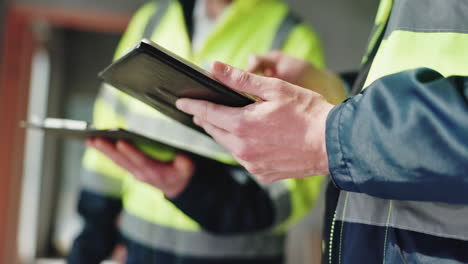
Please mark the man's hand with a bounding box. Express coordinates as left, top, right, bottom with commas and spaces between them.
248, 51, 346, 105
176, 61, 333, 183
87, 138, 194, 199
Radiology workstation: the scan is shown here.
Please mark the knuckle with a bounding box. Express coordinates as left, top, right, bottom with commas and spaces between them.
134, 155, 150, 167
199, 103, 209, 121
257, 174, 273, 183
235, 145, 255, 161
206, 102, 217, 112
275, 81, 288, 94
134, 170, 147, 181
231, 119, 248, 136
247, 165, 263, 175
234, 71, 252, 88
275, 82, 296, 100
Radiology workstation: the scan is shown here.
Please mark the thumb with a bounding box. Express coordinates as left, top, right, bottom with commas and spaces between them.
247, 54, 279, 76
212, 61, 279, 101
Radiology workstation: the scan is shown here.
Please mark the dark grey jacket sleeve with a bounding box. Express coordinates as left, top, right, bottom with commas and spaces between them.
169, 156, 275, 234
326, 68, 468, 204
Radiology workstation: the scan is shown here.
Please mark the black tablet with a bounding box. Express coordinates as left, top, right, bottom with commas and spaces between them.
98, 39, 254, 132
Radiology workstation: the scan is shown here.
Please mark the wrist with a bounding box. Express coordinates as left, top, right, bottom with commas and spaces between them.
163, 175, 192, 200
164, 155, 195, 199
164, 173, 193, 199
312, 98, 334, 175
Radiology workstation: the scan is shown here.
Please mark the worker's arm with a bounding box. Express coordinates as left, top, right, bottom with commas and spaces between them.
91, 139, 323, 234
170, 164, 324, 234
169, 163, 278, 234
176, 63, 467, 204
327, 68, 468, 204
67, 189, 122, 264
88, 138, 279, 234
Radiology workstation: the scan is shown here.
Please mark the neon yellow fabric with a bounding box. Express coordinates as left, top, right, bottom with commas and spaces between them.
364, 32, 468, 87
114, 3, 158, 60
282, 23, 325, 69
363, 0, 468, 88
82, 148, 128, 183
84, 0, 325, 232
374, 0, 393, 25
362, 0, 392, 63
81, 91, 129, 192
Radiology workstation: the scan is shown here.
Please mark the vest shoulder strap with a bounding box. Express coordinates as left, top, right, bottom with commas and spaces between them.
270, 11, 301, 51
143, 0, 172, 39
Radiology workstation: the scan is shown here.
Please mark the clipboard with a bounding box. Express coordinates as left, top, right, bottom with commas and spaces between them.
23, 118, 156, 142
98, 39, 254, 133
21, 118, 235, 163
22, 118, 185, 161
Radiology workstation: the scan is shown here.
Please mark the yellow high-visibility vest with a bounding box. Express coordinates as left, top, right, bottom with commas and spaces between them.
81, 0, 325, 258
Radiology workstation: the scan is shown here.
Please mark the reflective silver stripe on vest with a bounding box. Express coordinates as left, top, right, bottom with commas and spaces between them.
336, 191, 468, 241
99, 84, 127, 117
270, 11, 301, 51
143, 0, 172, 39
81, 169, 122, 197
120, 211, 285, 257
125, 110, 233, 161
384, 0, 468, 39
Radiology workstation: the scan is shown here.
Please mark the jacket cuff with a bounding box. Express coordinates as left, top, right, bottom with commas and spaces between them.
325, 99, 358, 192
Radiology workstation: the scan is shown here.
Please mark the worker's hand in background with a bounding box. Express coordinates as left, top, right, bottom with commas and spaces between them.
176, 61, 332, 183
248, 51, 346, 105
87, 138, 194, 199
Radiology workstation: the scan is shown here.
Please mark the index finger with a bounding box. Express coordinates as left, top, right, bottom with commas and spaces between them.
176, 98, 242, 132
91, 138, 138, 173
211, 61, 280, 101
116, 140, 155, 168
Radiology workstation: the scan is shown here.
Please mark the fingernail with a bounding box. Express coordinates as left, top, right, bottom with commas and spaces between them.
212, 61, 229, 76
193, 116, 200, 125
116, 140, 125, 149
175, 99, 185, 111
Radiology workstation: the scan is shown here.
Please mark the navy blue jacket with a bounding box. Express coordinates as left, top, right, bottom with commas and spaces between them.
324, 68, 468, 263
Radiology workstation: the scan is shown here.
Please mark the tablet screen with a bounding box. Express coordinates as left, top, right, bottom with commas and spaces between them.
99, 39, 253, 132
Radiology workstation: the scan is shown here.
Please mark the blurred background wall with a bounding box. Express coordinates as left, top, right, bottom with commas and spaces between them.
13, 0, 377, 71
0, 0, 6, 81
0, 0, 379, 263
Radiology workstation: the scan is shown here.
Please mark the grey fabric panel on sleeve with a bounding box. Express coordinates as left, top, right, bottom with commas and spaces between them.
270, 11, 301, 51
120, 211, 285, 258
384, 0, 468, 39
336, 191, 468, 241
143, 0, 172, 39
